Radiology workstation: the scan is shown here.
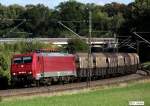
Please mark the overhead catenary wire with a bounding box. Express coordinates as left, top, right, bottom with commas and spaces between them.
133, 32, 150, 46
57, 21, 85, 39
4, 19, 27, 37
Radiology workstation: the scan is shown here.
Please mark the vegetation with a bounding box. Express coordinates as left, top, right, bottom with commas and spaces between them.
0, 81, 150, 106
67, 38, 89, 53
0, 0, 149, 38
141, 62, 150, 70
0, 54, 9, 89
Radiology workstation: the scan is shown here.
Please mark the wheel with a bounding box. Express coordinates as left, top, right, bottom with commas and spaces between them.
36, 80, 40, 87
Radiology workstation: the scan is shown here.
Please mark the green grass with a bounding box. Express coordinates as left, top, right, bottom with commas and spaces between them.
0, 82, 150, 106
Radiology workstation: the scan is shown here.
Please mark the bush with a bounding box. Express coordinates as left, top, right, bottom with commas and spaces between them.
67, 38, 89, 53
0, 55, 8, 71
0, 55, 9, 89
141, 62, 150, 70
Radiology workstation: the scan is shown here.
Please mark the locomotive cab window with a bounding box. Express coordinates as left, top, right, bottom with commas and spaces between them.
23, 56, 32, 63
13, 56, 32, 64
13, 57, 22, 64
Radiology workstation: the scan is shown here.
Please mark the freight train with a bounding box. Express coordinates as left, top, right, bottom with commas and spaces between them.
10, 51, 140, 87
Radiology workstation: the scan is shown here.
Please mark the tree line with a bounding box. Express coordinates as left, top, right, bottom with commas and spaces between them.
0, 0, 147, 38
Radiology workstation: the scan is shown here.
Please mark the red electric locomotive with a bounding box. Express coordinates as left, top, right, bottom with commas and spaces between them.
11, 51, 76, 86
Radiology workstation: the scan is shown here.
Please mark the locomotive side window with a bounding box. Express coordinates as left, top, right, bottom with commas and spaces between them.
23, 57, 32, 63
13, 57, 22, 64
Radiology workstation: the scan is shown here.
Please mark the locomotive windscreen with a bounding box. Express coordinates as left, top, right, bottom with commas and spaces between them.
13, 56, 32, 64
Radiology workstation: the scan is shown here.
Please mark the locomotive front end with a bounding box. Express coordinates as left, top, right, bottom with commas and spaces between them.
11, 54, 34, 86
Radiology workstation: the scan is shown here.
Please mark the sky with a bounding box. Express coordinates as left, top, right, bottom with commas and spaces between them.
0, 0, 134, 8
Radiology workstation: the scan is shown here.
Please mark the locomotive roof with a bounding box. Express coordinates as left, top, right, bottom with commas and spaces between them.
37, 52, 74, 57
13, 52, 74, 58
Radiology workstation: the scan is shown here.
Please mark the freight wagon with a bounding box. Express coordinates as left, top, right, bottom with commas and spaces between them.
10, 51, 139, 87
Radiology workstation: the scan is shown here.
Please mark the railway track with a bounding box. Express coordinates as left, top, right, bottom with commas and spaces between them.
0, 70, 149, 99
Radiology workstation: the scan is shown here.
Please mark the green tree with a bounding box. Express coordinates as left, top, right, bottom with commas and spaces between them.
92, 6, 112, 37
19, 4, 52, 37
56, 1, 87, 37
66, 38, 88, 53
119, 0, 150, 34
0, 4, 25, 38
103, 2, 127, 17
135, 0, 150, 9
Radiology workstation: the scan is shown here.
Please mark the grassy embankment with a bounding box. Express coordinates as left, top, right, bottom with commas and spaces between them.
0, 80, 150, 106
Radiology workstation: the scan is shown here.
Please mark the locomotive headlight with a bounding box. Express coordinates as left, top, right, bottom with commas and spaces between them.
29, 71, 32, 74
13, 73, 16, 75
21, 65, 24, 68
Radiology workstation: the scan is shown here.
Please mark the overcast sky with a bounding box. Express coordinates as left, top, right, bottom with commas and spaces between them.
0, 0, 134, 8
